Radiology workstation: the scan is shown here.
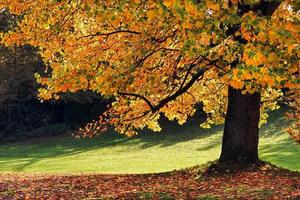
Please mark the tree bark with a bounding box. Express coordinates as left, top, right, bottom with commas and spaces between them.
218, 1, 281, 164
220, 86, 261, 163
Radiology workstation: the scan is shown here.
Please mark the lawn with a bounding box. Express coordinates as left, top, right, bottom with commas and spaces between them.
0, 109, 299, 173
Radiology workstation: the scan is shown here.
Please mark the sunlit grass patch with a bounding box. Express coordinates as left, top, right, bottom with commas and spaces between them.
0, 109, 299, 173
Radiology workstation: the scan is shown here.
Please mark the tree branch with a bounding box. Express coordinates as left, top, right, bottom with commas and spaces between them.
179, 63, 197, 90
80, 30, 140, 38
117, 92, 156, 112
239, 0, 282, 17
226, 0, 282, 43
118, 56, 220, 114
152, 68, 206, 112
123, 110, 151, 122
118, 68, 206, 113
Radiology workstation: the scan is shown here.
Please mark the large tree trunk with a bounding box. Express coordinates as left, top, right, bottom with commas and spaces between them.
220, 86, 261, 163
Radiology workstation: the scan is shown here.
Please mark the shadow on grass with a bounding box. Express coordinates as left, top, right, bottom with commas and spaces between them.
259, 106, 292, 138
0, 114, 222, 171
135, 115, 223, 149
258, 108, 300, 172
259, 139, 300, 172
0, 133, 131, 171
0, 108, 298, 172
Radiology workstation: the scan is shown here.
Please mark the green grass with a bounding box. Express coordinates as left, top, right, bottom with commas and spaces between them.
0, 109, 299, 174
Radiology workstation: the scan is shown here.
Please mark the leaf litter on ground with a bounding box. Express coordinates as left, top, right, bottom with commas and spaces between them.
0, 161, 299, 199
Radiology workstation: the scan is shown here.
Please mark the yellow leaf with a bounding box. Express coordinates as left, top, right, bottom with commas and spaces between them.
164, 0, 176, 8
206, 1, 220, 11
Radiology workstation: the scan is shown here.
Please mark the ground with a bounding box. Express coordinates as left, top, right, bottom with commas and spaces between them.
0, 109, 299, 199
0, 164, 299, 199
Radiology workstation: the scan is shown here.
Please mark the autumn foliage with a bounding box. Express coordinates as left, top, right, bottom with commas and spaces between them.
286, 90, 300, 143
0, 0, 299, 137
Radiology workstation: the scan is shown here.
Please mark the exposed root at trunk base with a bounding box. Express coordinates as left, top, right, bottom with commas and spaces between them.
188, 159, 296, 178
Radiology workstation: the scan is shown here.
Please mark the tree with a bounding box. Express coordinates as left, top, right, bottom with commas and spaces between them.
0, 9, 52, 139
0, 0, 299, 163
0, 9, 108, 141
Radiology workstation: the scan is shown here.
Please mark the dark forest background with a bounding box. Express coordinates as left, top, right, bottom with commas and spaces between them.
0, 10, 109, 142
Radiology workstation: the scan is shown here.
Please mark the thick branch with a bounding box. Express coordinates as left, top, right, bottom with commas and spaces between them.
153, 68, 206, 112
238, 0, 282, 16
118, 67, 207, 113
179, 64, 196, 90
118, 54, 221, 114
226, 0, 282, 42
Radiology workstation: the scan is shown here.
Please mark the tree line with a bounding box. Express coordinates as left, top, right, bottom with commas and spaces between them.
0, 10, 108, 142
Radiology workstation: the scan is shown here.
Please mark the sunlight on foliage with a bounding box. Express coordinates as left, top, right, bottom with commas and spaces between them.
0, 0, 299, 136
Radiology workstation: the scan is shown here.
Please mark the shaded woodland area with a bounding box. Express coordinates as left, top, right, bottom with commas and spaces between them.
0, 10, 108, 142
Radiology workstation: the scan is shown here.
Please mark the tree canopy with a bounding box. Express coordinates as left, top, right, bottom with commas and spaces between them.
0, 0, 299, 137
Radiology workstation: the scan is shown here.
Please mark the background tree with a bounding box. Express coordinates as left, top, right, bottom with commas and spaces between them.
0, 0, 298, 163
0, 9, 57, 140
0, 8, 108, 142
